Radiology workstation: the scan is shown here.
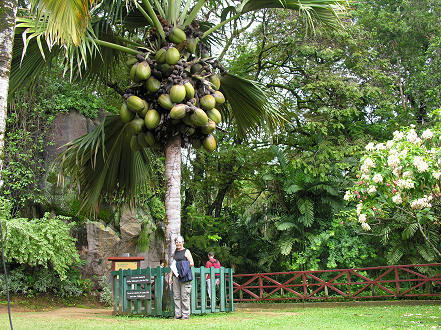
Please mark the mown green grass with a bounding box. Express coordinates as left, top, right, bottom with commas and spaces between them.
1, 303, 440, 329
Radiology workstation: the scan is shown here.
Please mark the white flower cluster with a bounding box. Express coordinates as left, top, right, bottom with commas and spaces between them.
392, 194, 403, 204
365, 142, 375, 151
388, 153, 400, 168
396, 179, 415, 189
393, 167, 401, 177
422, 129, 433, 140
356, 203, 363, 216
434, 171, 441, 180
407, 129, 421, 144
358, 213, 371, 230
413, 156, 429, 173
410, 195, 433, 210
361, 158, 375, 174
402, 171, 413, 178
368, 185, 377, 194
372, 174, 383, 183
386, 140, 394, 148
376, 143, 386, 150
393, 131, 404, 140
344, 190, 352, 201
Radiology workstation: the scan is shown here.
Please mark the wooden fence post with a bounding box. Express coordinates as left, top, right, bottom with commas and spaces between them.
220, 267, 226, 312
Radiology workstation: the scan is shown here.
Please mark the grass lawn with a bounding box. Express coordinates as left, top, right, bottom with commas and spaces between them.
0, 302, 440, 329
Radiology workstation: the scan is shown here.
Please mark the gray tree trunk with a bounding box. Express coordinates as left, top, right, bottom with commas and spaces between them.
0, 0, 17, 177
164, 134, 182, 265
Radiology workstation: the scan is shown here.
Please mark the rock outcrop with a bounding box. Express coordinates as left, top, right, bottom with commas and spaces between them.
42, 110, 164, 279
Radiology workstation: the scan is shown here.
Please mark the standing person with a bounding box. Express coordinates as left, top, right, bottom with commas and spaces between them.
205, 252, 221, 302
168, 236, 194, 320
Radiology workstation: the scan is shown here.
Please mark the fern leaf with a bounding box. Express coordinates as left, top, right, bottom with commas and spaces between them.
401, 222, 418, 240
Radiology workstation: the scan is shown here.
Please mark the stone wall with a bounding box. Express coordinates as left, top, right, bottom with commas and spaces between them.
44, 110, 164, 280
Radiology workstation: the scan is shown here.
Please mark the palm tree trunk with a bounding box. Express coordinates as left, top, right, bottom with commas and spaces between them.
164, 134, 182, 265
0, 0, 17, 176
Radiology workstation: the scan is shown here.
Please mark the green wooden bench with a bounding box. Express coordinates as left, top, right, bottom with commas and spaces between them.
111, 266, 234, 316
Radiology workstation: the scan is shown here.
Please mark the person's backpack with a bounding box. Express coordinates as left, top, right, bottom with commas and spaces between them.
207, 258, 221, 277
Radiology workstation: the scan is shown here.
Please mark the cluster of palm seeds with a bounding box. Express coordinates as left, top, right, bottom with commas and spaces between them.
120, 21, 226, 153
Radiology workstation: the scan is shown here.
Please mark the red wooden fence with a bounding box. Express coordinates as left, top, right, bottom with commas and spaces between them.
232, 263, 441, 301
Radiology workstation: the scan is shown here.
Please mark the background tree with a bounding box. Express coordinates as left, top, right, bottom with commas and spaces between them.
344, 122, 441, 264
356, 0, 441, 123
10, 0, 347, 264
0, 0, 18, 178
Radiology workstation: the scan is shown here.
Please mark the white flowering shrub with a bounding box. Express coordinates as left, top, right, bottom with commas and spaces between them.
344, 125, 441, 232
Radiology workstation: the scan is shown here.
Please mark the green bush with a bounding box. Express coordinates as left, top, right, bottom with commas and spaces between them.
1, 213, 80, 280
98, 276, 113, 306
0, 266, 87, 297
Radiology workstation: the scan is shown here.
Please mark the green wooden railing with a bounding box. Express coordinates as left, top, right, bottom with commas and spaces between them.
111, 266, 234, 316
191, 266, 234, 314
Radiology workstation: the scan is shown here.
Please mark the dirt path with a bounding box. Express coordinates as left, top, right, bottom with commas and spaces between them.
0, 306, 113, 320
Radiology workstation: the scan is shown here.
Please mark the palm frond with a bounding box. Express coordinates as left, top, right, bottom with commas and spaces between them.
386, 245, 404, 265
93, 0, 133, 26
14, 16, 101, 79
220, 73, 285, 137
279, 236, 296, 255
178, 0, 193, 25
401, 222, 418, 240
9, 24, 61, 95
297, 198, 314, 226
416, 243, 435, 262
240, 0, 347, 32
57, 115, 155, 214
70, 20, 142, 83
276, 221, 296, 231
30, 0, 97, 45
183, 0, 207, 27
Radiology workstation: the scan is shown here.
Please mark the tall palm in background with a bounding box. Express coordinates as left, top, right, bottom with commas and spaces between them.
0, 0, 18, 180
10, 0, 347, 263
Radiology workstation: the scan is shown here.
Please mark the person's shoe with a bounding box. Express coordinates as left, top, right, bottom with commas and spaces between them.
181, 316, 190, 320
174, 316, 182, 320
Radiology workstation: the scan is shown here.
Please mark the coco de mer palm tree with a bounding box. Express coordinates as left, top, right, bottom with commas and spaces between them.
12, 0, 347, 263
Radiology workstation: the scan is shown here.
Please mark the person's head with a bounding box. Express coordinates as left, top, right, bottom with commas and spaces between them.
175, 235, 185, 250
208, 252, 215, 258
159, 259, 165, 267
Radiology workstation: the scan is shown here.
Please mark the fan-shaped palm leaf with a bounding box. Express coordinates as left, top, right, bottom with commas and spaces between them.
30, 0, 98, 46
241, 0, 347, 32
220, 73, 286, 137
9, 24, 61, 95
57, 115, 155, 213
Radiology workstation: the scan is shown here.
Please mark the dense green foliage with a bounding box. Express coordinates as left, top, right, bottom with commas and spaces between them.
344, 121, 441, 264
2, 70, 118, 217
180, 1, 441, 272
0, 207, 89, 297
1, 0, 440, 289
0, 265, 90, 297
2, 213, 81, 280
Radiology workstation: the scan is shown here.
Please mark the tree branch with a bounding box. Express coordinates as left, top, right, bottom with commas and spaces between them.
417, 218, 441, 259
